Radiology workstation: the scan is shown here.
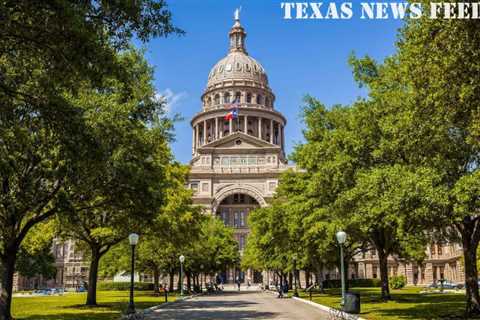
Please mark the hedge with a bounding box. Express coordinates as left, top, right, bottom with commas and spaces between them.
97, 282, 154, 291
322, 278, 381, 288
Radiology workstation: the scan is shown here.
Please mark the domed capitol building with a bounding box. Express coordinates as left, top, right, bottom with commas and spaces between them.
187, 12, 294, 284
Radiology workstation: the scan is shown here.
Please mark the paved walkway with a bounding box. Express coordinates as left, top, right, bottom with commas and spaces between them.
147, 291, 330, 319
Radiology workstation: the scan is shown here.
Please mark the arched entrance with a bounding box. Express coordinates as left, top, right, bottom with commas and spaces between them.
214, 191, 264, 284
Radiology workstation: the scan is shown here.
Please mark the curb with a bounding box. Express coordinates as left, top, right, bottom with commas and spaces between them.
292, 296, 366, 320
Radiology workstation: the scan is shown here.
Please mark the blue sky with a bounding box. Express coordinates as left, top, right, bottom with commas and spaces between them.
140, 0, 404, 163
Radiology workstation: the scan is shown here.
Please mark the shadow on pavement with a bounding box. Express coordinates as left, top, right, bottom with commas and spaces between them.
152, 309, 276, 320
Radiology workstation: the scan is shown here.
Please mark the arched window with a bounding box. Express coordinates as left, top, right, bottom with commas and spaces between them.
256, 94, 262, 105
207, 97, 212, 106
235, 91, 241, 103
224, 92, 231, 104
214, 94, 220, 105
246, 93, 252, 103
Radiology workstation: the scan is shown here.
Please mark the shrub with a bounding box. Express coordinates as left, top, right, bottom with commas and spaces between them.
389, 275, 407, 289
97, 281, 154, 291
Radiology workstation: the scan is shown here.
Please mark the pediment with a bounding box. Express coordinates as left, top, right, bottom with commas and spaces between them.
199, 132, 278, 150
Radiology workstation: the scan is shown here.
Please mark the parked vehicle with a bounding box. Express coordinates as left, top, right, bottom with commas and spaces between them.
428, 280, 463, 289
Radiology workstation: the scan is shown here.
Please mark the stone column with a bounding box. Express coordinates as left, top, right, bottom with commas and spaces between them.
258, 117, 262, 139
244, 115, 248, 133
229, 118, 232, 134
203, 120, 207, 145
192, 126, 195, 154
270, 119, 274, 144
215, 117, 219, 140
195, 125, 199, 149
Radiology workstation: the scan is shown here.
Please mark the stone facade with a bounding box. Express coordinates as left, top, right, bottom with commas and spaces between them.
354, 243, 464, 286
13, 239, 89, 291
188, 15, 294, 284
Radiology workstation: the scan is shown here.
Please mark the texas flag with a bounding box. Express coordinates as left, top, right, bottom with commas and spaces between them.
224, 107, 238, 121
224, 97, 240, 120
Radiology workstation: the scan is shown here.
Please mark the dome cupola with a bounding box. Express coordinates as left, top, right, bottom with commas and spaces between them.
205, 11, 270, 93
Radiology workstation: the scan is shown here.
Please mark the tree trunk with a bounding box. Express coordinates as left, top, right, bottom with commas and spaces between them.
297, 270, 302, 289
86, 248, 101, 306
177, 270, 181, 291
462, 226, 480, 316
153, 267, 160, 295
169, 270, 174, 292
0, 246, 18, 320
378, 250, 391, 300
187, 272, 191, 291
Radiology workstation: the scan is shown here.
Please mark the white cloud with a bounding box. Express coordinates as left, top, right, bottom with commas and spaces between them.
156, 88, 187, 114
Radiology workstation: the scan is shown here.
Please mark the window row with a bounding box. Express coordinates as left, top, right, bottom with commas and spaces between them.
219, 209, 248, 228
205, 91, 272, 108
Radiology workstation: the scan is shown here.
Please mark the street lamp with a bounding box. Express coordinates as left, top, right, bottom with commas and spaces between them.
293, 255, 299, 297
336, 231, 347, 306
127, 233, 139, 315
179, 255, 185, 296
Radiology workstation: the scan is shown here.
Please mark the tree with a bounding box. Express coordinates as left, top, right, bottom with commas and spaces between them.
290, 97, 445, 300
0, 2, 181, 318
336, 165, 446, 299
133, 164, 204, 294
349, 9, 480, 313
16, 221, 56, 282
58, 50, 173, 306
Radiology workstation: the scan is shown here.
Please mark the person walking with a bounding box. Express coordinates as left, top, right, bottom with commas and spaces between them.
236, 278, 241, 291
277, 282, 283, 298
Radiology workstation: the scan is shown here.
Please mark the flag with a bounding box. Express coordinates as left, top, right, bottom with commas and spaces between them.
224, 97, 239, 120
224, 108, 238, 121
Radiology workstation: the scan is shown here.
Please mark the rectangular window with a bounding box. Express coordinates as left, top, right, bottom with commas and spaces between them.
234, 211, 239, 227
190, 182, 199, 191
239, 235, 245, 250
240, 211, 245, 227
201, 183, 209, 192
372, 266, 378, 279
268, 182, 277, 191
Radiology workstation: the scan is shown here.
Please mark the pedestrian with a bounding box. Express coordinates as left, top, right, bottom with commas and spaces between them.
283, 280, 289, 295
277, 283, 283, 298
236, 278, 241, 291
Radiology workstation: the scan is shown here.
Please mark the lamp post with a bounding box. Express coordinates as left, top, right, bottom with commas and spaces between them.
293, 255, 299, 297
127, 233, 139, 315
336, 231, 347, 306
179, 255, 185, 296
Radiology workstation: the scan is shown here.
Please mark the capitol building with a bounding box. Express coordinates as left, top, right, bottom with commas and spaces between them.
187, 13, 294, 284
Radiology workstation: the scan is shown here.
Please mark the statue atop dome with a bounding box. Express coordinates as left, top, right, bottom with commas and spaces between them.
234, 7, 241, 21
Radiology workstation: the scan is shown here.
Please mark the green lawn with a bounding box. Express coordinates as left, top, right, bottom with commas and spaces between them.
298, 287, 467, 320
12, 290, 175, 320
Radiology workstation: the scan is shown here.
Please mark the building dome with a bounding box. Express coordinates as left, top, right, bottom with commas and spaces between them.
207, 52, 268, 89
205, 17, 269, 91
